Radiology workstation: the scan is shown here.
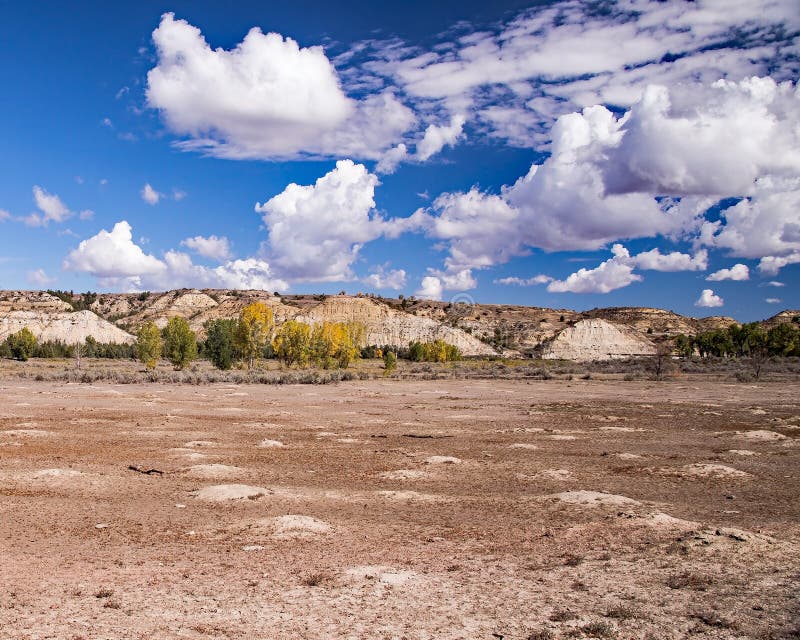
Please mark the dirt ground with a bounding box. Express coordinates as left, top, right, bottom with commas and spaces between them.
1, 377, 798, 639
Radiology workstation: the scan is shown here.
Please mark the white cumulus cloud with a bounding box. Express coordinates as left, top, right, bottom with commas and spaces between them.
706, 263, 750, 281
181, 235, 233, 261
695, 289, 724, 308
416, 276, 443, 300
26, 269, 55, 286
24, 186, 72, 226
146, 13, 414, 160
547, 245, 643, 294
362, 266, 407, 290
494, 275, 553, 286
416, 114, 466, 161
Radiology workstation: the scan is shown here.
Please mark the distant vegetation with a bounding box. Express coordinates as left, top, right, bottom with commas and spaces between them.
673, 318, 800, 359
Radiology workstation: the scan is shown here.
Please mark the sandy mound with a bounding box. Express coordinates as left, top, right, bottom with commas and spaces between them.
509, 443, 538, 450
533, 469, 572, 481
169, 449, 212, 461
379, 469, 430, 480
335, 437, 361, 443
642, 512, 699, 530
183, 464, 244, 479
268, 515, 334, 540
549, 490, 641, 507
681, 463, 752, 479
738, 430, 787, 441
423, 456, 461, 465
194, 484, 270, 502
547, 434, 576, 441
257, 439, 285, 448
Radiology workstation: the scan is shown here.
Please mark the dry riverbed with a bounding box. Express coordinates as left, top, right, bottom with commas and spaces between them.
1, 378, 798, 639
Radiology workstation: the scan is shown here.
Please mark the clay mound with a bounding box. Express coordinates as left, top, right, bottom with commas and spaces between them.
194, 484, 270, 502
738, 430, 787, 441
681, 463, 752, 479
542, 319, 656, 361
0, 309, 134, 344
423, 455, 462, 465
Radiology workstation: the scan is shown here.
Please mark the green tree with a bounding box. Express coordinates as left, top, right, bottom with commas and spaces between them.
136, 322, 162, 370
273, 320, 311, 367
203, 319, 238, 370
162, 317, 197, 370
7, 328, 37, 361
674, 334, 693, 358
382, 350, 397, 374
235, 302, 274, 369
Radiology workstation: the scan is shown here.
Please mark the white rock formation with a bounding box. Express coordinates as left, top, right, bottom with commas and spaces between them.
296, 296, 496, 357
0, 310, 134, 344
542, 319, 655, 361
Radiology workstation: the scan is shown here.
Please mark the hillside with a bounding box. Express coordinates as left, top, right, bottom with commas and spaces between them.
0, 289, 796, 359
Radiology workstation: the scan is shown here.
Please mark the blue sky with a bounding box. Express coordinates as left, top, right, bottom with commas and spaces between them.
0, 0, 798, 321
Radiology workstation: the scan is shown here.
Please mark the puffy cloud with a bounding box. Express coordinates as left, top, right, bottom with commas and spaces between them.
63, 221, 287, 292
147, 13, 414, 160
629, 247, 708, 272
764, 281, 785, 287
545, 243, 707, 294
547, 245, 643, 294
63, 221, 166, 280
765, 297, 782, 304
255, 160, 384, 281
757, 251, 800, 275
24, 186, 72, 226
26, 269, 55, 286
494, 275, 553, 286
695, 289, 724, 308
180, 235, 233, 261
424, 188, 523, 271
376, 143, 407, 174
362, 266, 407, 290
706, 263, 750, 281
141, 183, 161, 205
416, 114, 466, 161
416, 276, 443, 300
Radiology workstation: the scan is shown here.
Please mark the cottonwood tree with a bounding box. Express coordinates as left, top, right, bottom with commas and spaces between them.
235, 302, 274, 369
272, 320, 311, 367
163, 317, 197, 370
136, 322, 162, 370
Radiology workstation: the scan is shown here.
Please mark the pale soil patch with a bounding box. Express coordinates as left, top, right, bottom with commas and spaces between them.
1, 429, 50, 437
183, 440, 217, 447
376, 490, 446, 502
738, 430, 787, 441
269, 515, 334, 540
183, 464, 244, 479
547, 434, 577, 440
680, 463, 752, 479
728, 449, 760, 456
548, 490, 642, 507
257, 439, 285, 448
379, 469, 430, 480
614, 452, 644, 460
169, 448, 212, 461
599, 426, 648, 432
508, 443, 538, 450
533, 469, 572, 481
194, 484, 271, 502
344, 565, 419, 585
423, 455, 461, 464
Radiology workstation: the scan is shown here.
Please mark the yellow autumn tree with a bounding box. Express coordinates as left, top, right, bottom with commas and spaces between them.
136, 321, 162, 370
310, 321, 365, 369
272, 320, 311, 367
235, 302, 274, 369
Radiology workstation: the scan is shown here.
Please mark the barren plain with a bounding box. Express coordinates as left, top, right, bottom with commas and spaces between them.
1, 377, 799, 639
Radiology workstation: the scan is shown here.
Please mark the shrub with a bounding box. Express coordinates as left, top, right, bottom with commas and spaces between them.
383, 350, 397, 373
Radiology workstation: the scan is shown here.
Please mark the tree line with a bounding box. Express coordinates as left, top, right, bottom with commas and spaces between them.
672, 318, 800, 359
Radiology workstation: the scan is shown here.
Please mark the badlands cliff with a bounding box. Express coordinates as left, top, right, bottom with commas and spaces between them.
0, 289, 796, 360
542, 319, 657, 361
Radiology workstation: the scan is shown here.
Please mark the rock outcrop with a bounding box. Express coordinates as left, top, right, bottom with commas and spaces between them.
542, 319, 656, 361
0, 310, 134, 344
296, 296, 496, 357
